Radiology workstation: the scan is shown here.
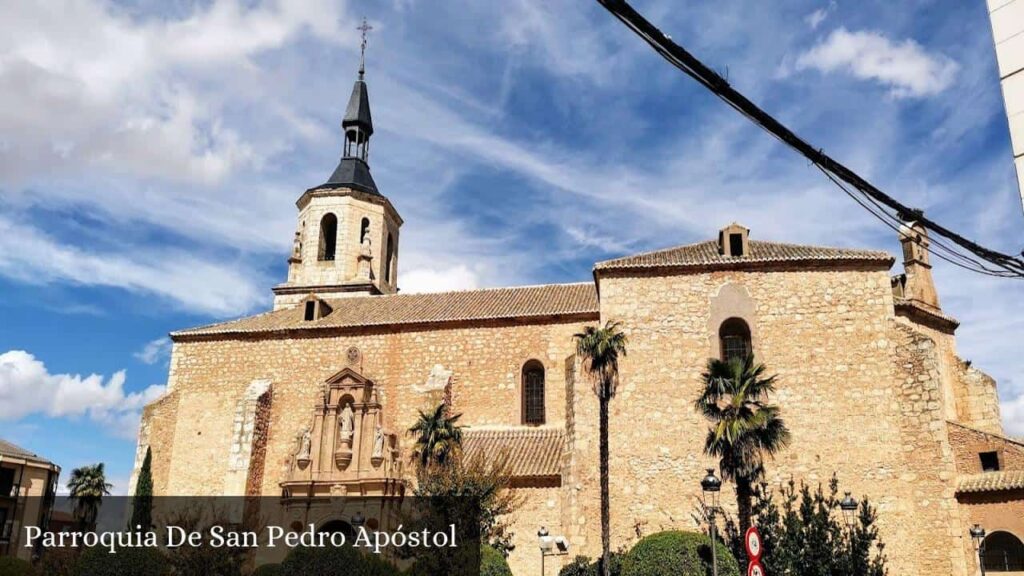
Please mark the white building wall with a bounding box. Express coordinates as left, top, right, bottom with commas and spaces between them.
988, 0, 1024, 212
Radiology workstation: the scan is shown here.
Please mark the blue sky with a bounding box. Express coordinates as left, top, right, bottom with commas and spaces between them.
0, 0, 1022, 494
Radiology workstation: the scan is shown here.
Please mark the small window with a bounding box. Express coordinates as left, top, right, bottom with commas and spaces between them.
522, 360, 546, 425
385, 233, 394, 284
719, 318, 752, 363
729, 233, 744, 257
360, 218, 370, 243
319, 213, 338, 261
980, 451, 1001, 472
304, 301, 316, 321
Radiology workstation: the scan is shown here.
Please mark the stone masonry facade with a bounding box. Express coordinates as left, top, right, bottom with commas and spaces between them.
132, 66, 1023, 576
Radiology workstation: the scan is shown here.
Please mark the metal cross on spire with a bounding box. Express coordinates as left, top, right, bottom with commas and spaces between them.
357, 17, 372, 79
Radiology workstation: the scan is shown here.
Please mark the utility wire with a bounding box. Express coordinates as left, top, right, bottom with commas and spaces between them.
595, 0, 1024, 278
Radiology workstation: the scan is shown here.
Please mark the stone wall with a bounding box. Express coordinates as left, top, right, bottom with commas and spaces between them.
573, 266, 969, 576
949, 422, 1024, 474
956, 361, 1004, 435
142, 318, 587, 537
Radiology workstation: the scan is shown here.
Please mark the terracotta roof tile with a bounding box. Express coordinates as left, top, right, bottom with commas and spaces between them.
462, 427, 564, 478
174, 282, 598, 338
595, 240, 893, 272
956, 470, 1024, 494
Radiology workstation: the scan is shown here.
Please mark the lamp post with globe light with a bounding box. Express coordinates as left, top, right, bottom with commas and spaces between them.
701, 468, 723, 576
970, 524, 987, 576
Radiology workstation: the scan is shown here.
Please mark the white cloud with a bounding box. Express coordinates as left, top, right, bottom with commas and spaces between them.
804, 2, 836, 30
0, 0, 353, 185
0, 350, 165, 439
0, 214, 267, 316
401, 265, 480, 294
1003, 394, 1024, 437
795, 27, 959, 98
134, 337, 171, 365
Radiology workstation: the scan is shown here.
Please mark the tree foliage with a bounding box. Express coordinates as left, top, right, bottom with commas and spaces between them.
574, 320, 628, 576
130, 448, 154, 531
695, 355, 790, 539
732, 476, 888, 576
620, 531, 739, 576
479, 545, 513, 576
407, 403, 464, 475
66, 463, 112, 530
557, 551, 625, 576
412, 447, 522, 555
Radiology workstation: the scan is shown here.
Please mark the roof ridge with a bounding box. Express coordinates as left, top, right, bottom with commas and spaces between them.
375, 281, 594, 300
597, 239, 715, 264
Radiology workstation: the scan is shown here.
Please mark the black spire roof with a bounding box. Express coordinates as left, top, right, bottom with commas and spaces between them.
342, 79, 373, 136
322, 156, 377, 194
316, 73, 379, 194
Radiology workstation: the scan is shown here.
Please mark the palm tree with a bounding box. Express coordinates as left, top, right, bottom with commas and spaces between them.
67, 463, 113, 530
407, 403, 464, 474
695, 355, 791, 537
574, 320, 628, 576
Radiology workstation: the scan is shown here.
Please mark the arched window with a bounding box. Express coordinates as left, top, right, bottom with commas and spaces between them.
319, 213, 338, 261
522, 360, 546, 425
360, 217, 370, 243
983, 531, 1024, 572
719, 317, 752, 363
385, 233, 394, 284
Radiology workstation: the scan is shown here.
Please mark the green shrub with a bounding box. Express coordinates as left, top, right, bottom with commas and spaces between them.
0, 557, 33, 576
557, 551, 624, 576
73, 546, 169, 576
251, 563, 282, 576
280, 546, 398, 576
479, 545, 511, 576
621, 531, 739, 576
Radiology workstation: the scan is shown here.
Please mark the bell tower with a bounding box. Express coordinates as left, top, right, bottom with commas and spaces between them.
273, 21, 402, 310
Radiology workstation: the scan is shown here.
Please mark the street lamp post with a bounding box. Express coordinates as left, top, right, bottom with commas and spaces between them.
538, 527, 550, 576
701, 468, 722, 576
538, 526, 570, 576
970, 524, 987, 576
839, 492, 858, 529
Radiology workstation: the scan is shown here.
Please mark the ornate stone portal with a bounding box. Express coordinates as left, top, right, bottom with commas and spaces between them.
281, 366, 405, 507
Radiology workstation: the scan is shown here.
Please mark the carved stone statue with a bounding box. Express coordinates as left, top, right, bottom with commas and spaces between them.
297, 427, 311, 460
372, 425, 385, 459
357, 236, 373, 280
339, 403, 355, 444
291, 231, 303, 260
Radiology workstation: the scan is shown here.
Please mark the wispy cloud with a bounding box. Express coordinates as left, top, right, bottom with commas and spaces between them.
134, 337, 172, 365
804, 1, 836, 30
794, 27, 959, 98
0, 214, 267, 316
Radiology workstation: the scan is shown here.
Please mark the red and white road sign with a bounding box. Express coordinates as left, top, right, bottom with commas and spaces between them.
747, 559, 765, 576
744, 526, 763, 560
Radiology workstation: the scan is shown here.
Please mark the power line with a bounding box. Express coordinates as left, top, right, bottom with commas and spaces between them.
594, 0, 1024, 278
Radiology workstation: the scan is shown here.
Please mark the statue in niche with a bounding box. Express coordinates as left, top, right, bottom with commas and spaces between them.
372, 425, 385, 460
297, 427, 311, 460
339, 403, 355, 445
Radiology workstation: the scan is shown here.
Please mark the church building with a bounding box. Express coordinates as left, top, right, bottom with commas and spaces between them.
132, 61, 1024, 576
